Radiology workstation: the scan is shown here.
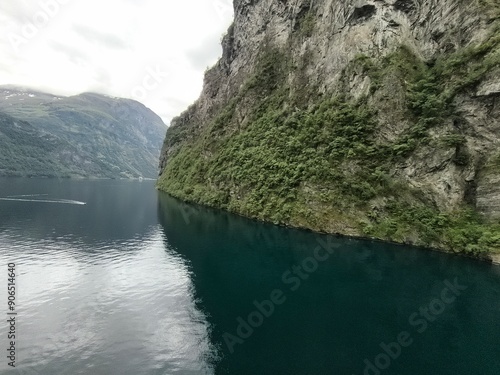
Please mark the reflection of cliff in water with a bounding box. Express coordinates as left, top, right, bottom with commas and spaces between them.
157, 192, 500, 375
0, 186, 217, 374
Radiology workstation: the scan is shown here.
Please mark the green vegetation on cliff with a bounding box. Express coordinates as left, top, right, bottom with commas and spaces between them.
158, 22, 500, 258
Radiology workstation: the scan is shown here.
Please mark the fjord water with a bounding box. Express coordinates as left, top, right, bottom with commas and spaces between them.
0, 178, 499, 375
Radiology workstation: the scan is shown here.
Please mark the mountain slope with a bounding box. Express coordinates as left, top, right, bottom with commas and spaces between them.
0, 87, 166, 178
0, 112, 74, 177
158, 0, 500, 260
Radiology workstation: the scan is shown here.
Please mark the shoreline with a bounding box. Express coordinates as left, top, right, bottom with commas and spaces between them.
491, 254, 500, 265
157, 188, 500, 266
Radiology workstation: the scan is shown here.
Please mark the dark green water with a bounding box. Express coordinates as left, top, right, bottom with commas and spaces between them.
0, 178, 499, 374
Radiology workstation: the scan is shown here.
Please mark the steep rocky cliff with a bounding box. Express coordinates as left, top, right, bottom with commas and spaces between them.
158, 0, 500, 259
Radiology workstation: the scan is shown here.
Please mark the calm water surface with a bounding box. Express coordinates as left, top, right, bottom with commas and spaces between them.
0, 178, 499, 375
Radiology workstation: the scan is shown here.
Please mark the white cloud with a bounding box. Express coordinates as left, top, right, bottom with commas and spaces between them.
0, 0, 234, 124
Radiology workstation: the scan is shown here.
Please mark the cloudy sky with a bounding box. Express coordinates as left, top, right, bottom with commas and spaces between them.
0, 0, 234, 124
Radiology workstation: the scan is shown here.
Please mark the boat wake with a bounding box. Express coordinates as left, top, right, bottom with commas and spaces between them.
0, 197, 86, 205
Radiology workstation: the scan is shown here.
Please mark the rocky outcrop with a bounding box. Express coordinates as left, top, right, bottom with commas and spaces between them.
158, 0, 500, 258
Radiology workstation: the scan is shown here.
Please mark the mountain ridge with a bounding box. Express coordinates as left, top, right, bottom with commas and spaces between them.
0, 86, 166, 178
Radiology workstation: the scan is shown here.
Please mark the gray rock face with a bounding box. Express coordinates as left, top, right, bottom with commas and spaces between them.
161, 0, 499, 217
476, 69, 500, 97
159, 0, 500, 256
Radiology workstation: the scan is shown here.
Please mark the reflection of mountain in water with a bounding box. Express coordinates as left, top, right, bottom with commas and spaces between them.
0, 179, 216, 374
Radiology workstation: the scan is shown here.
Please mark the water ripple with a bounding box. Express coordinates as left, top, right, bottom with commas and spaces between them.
0, 227, 216, 375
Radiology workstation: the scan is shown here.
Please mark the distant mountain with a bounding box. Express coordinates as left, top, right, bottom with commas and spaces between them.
0, 86, 166, 178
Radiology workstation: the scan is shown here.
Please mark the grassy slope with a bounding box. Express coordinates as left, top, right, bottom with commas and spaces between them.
158, 22, 500, 258
0, 113, 79, 177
